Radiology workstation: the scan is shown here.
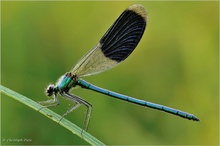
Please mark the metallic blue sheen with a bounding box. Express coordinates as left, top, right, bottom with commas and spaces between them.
77, 79, 199, 121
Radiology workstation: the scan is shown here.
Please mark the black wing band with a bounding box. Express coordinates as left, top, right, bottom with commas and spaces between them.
99, 5, 147, 62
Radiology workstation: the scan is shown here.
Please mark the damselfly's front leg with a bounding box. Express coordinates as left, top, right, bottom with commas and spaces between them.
38, 94, 59, 111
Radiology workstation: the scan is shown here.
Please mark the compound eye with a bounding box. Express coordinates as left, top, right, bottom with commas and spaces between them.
46, 84, 54, 96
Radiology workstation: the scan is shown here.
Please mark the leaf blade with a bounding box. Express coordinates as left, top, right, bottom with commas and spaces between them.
0, 85, 105, 145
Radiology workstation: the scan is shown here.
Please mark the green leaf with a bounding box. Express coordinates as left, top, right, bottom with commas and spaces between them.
0, 85, 105, 146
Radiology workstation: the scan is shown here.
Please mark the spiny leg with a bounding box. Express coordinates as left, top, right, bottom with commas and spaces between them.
62, 92, 92, 133
38, 94, 59, 111
59, 101, 81, 122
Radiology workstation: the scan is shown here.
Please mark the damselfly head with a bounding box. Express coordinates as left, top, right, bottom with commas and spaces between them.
46, 84, 56, 96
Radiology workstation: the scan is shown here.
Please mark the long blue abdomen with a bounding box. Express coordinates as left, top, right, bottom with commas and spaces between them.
77, 79, 199, 121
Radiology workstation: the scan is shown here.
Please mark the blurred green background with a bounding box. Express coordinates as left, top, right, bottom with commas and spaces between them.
1, 1, 218, 145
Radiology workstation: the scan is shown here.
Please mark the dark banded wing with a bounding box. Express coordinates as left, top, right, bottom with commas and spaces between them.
71, 4, 147, 77
99, 4, 147, 62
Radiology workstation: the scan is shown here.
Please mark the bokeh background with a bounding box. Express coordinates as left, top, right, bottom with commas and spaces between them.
1, 1, 218, 145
